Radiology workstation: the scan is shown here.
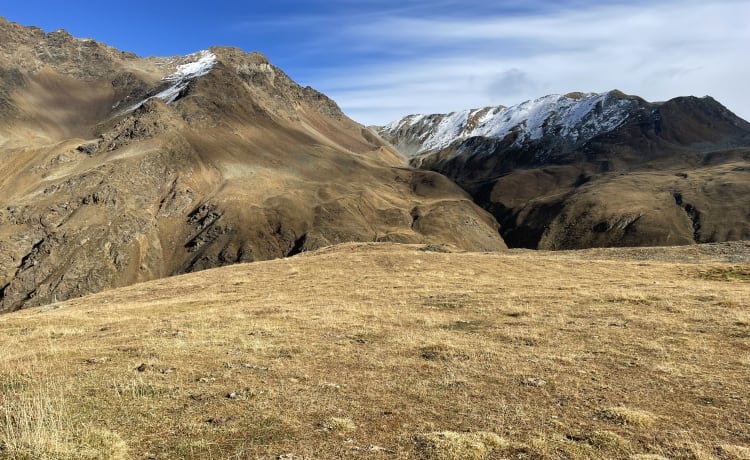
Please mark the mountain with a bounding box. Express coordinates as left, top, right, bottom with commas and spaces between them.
379, 91, 750, 249
0, 18, 505, 311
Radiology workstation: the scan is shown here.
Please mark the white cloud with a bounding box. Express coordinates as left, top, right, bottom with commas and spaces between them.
303, 0, 750, 125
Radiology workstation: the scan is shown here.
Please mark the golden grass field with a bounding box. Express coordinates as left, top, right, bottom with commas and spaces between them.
0, 242, 748, 459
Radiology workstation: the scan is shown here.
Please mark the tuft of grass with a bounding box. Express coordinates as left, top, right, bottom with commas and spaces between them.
0, 375, 30, 394
0, 374, 68, 459
73, 426, 130, 460
719, 444, 750, 460
320, 417, 356, 434
570, 430, 630, 451
602, 292, 658, 305
111, 376, 175, 399
504, 309, 531, 318
665, 441, 721, 460
0, 376, 129, 459
421, 294, 467, 310
699, 267, 750, 281
419, 344, 470, 361
414, 431, 508, 460
440, 320, 489, 333
600, 407, 657, 428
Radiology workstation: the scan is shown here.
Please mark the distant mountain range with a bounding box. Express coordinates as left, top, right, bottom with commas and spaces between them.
378, 91, 750, 249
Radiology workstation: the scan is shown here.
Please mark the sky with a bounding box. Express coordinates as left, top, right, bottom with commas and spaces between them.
2, 0, 749, 125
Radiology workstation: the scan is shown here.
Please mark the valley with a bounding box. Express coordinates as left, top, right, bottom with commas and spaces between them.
0, 15, 748, 460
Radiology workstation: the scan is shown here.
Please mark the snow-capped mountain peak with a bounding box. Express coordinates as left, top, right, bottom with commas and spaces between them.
380, 91, 638, 158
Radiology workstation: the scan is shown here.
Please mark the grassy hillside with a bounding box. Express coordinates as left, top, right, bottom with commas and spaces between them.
0, 242, 748, 459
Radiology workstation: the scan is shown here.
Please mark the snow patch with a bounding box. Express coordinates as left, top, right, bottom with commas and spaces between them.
126, 50, 217, 111
162, 50, 217, 84
420, 110, 471, 151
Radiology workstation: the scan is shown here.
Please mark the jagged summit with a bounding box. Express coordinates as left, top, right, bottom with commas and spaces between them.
0, 17, 139, 79
382, 91, 750, 161
0, 17, 346, 134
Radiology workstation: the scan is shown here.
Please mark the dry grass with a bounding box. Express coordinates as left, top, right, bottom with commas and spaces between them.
0, 370, 128, 459
0, 242, 748, 459
414, 431, 507, 460
599, 407, 657, 428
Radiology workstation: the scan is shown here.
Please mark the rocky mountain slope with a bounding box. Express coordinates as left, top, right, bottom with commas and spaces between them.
379, 91, 750, 249
0, 18, 505, 311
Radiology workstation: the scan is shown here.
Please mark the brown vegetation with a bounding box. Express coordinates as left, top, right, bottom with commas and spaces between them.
1, 242, 748, 458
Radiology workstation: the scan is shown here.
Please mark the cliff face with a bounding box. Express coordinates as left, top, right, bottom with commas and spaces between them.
379, 91, 750, 249
0, 19, 506, 311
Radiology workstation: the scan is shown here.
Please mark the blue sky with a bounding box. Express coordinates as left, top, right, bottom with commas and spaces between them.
3, 0, 749, 125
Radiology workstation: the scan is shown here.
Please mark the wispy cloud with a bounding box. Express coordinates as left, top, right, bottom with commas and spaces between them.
235, 0, 750, 125
12, 1, 746, 125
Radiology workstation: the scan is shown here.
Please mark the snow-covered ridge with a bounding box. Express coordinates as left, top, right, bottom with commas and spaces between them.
383, 92, 637, 156
127, 50, 217, 111
153, 50, 217, 104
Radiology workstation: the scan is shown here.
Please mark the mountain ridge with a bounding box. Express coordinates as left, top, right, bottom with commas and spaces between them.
380, 90, 750, 163
379, 90, 750, 249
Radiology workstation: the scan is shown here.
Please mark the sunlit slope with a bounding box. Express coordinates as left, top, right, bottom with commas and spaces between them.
1, 242, 748, 458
